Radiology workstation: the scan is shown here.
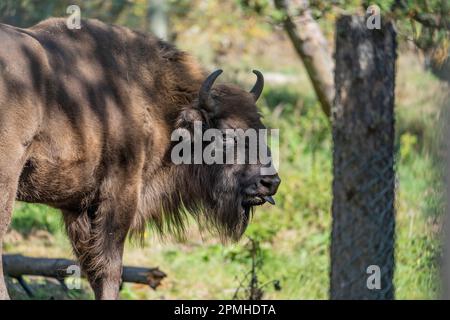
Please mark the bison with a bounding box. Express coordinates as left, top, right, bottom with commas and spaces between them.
0, 18, 280, 299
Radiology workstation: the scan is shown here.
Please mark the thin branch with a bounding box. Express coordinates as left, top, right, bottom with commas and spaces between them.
16, 276, 34, 298
411, 11, 450, 30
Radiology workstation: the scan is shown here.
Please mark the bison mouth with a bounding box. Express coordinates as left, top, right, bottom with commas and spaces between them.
241, 195, 276, 217
242, 195, 275, 207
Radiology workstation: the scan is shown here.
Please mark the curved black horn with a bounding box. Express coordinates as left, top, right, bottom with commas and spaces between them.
199, 69, 223, 111
250, 70, 264, 101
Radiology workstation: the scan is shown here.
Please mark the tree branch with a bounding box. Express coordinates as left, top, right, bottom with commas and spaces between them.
3, 254, 166, 289
392, 0, 450, 30
411, 11, 450, 30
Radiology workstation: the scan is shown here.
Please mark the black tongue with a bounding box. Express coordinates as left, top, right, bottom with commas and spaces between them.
263, 196, 275, 205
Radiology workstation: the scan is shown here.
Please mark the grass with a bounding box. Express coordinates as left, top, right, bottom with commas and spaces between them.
11, 203, 62, 236
5, 52, 446, 300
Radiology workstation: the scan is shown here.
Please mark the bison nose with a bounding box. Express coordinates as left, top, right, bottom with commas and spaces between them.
258, 175, 281, 195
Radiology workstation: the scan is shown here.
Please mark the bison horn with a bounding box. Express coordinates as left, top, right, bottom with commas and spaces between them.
250, 70, 264, 101
199, 69, 223, 114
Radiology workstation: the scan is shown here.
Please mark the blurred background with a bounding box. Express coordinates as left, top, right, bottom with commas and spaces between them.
0, 0, 449, 299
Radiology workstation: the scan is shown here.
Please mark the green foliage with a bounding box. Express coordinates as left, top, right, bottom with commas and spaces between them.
400, 133, 418, 162
12, 203, 61, 235
237, 0, 449, 69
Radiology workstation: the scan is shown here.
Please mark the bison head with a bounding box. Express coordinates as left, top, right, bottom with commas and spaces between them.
160, 69, 281, 241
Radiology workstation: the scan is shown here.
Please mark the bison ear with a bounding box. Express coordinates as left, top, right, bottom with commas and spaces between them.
178, 108, 205, 129
198, 69, 223, 119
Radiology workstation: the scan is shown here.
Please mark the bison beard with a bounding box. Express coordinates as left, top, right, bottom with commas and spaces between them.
0, 18, 280, 299
134, 162, 254, 242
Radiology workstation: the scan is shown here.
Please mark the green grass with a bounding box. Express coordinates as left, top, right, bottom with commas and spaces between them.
11, 203, 62, 236
5, 53, 446, 300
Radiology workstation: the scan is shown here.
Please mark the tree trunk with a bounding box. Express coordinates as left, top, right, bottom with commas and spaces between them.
147, 0, 169, 40
330, 16, 397, 299
274, 0, 334, 118
441, 90, 450, 299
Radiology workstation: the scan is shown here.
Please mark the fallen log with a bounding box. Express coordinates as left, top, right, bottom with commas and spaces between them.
2, 254, 166, 289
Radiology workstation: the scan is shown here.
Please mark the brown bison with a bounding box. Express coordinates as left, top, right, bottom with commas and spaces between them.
0, 18, 280, 299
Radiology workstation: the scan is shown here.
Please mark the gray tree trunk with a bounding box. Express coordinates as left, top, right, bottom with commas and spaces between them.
147, 0, 169, 40
274, 0, 335, 118
330, 16, 397, 299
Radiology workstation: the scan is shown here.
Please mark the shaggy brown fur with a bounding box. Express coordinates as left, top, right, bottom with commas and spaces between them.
0, 18, 280, 299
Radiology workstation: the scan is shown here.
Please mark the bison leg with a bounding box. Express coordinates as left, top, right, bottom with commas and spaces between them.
64, 176, 139, 300
0, 178, 15, 300
0, 142, 29, 300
